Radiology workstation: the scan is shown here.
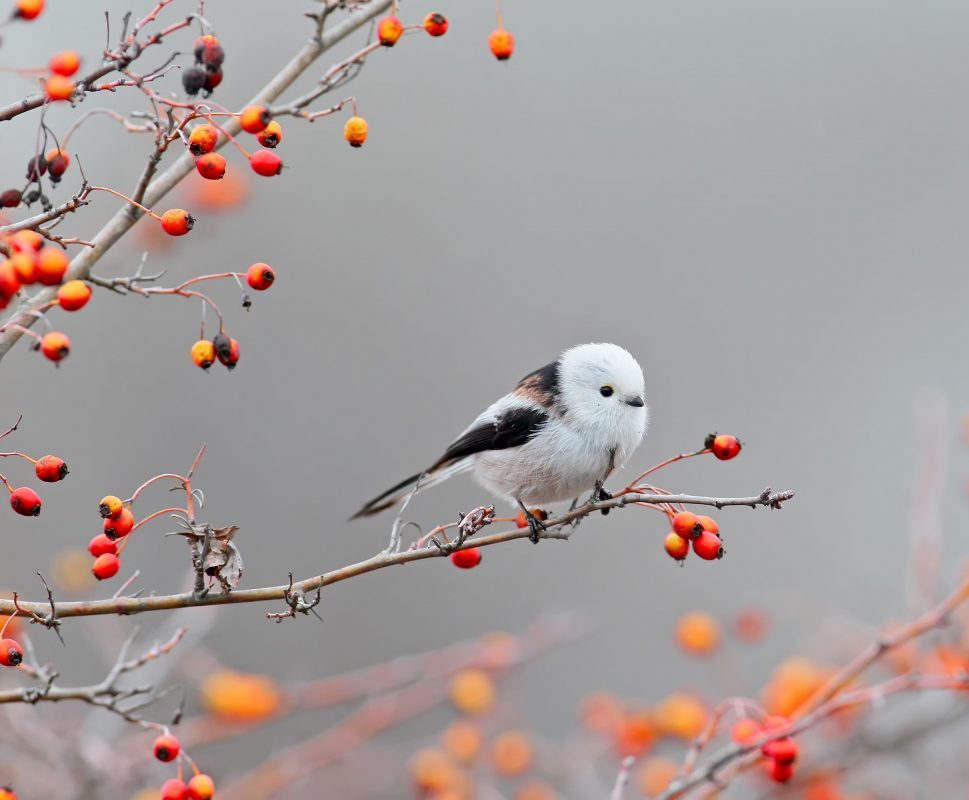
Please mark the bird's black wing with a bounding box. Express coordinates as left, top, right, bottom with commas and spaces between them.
431, 406, 548, 470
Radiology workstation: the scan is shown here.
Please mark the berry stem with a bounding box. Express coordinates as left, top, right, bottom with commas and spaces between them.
623, 448, 711, 491
88, 186, 162, 221
0, 451, 38, 464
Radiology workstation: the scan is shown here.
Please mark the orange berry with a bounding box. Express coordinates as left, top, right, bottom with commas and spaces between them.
449, 669, 495, 715
664, 531, 689, 561
40, 331, 70, 362
246, 262, 275, 290
36, 247, 69, 285
672, 511, 700, 539
696, 515, 719, 534
344, 116, 368, 148
9, 486, 41, 516
153, 733, 181, 762
491, 730, 534, 777
103, 507, 134, 539
675, 611, 721, 657
256, 119, 283, 148
201, 670, 281, 720
653, 693, 709, 740
730, 718, 762, 744
489, 29, 514, 60
191, 339, 216, 370
377, 15, 404, 46
160, 208, 194, 236
450, 547, 482, 569
188, 124, 218, 155
195, 152, 226, 180
57, 280, 91, 311
98, 495, 124, 519
186, 774, 215, 800
691, 530, 723, 561
408, 748, 459, 795
10, 229, 42, 252
34, 454, 68, 482
0, 787, 17, 800
14, 0, 43, 20
515, 508, 547, 528
423, 12, 448, 36
249, 149, 282, 176
160, 779, 189, 800
441, 720, 482, 764
709, 433, 742, 461
0, 638, 23, 666
88, 534, 117, 558
637, 757, 679, 798
9, 252, 36, 284
763, 659, 828, 718
614, 710, 656, 757
45, 75, 74, 102
240, 104, 271, 134
49, 51, 80, 77
92, 552, 120, 580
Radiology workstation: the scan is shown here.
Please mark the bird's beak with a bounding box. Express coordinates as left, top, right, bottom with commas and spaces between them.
626, 396, 645, 408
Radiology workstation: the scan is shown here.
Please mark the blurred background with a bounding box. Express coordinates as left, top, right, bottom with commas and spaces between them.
2, 0, 969, 797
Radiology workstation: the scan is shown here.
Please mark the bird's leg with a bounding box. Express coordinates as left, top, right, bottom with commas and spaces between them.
517, 499, 546, 544
588, 450, 616, 515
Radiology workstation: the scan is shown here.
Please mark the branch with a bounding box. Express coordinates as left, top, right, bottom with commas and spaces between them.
0, 487, 793, 620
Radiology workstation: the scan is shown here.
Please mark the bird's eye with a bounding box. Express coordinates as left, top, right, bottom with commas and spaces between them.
599, 385, 614, 398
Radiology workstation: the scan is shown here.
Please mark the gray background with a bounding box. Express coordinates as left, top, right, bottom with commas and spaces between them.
2, 0, 969, 796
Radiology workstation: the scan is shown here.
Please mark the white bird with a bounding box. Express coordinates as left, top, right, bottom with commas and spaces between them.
352, 343, 648, 538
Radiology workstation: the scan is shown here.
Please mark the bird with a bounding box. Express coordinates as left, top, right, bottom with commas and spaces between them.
352, 342, 648, 540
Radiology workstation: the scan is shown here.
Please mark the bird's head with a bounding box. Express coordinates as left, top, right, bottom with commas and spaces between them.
558, 343, 647, 435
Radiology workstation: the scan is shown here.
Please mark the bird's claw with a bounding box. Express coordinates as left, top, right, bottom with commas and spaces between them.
525, 511, 547, 544
597, 488, 612, 516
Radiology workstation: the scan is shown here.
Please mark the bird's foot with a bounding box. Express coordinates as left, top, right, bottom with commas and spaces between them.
587, 485, 613, 515
526, 511, 547, 544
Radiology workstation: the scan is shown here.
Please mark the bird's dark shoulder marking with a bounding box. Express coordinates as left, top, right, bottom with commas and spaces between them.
433, 406, 548, 469
513, 360, 560, 408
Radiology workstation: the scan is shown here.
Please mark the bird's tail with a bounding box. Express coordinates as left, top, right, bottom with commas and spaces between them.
350, 459, 471, 520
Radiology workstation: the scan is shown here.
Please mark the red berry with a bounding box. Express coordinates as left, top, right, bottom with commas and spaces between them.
103, 507, 135, 539
160, 779, 190, 800
256, 120, 282, 148
195, 153, 226, 180
0, 786, 18, 800
215, 336, 240, 370
246, 262, 275, 290
88, 534, 118, 558
187, 774, 215, 800
730, 718, 762, 744
691, 531, 723, 561
203, 68, 223, 93
49, 51, 80, 77
762, 737, 798, 765
0, 639, 23, 667
57, 280, 92, 312
515, 508, 547, 529
153, 733, 181, 762
768, 759, 794, 783
249, 149, 282, 177
377, 16, 404, 46
34, 455, 68, 482
14, 0, 43, 20
36, 247, 69, 286
160, 209, 194, 236
664, 531, 689, 561
489, 29, 514, 60
92, 553, 121, 581
696, 515, 719, 535
9, 486, 41, 516
423, 12, 448, 36
450, 547, 482, 569
672, 511, 700, 540
40, 332, 70, 362
710, 434, 742, 461
0, 190, 21, 208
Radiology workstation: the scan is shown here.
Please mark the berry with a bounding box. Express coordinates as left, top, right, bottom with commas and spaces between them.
9, 253, 36, 285
0, 639, 23, 667
160, 778, 190, 800
88, 533, 117, 558
344, 116, 368, 148
195, 152, 226, 180
10, 230, 42, 252
691, 530, 724, 561
768, 759, 794, 784
0, 190, 21, 208
696, 515, 719, 535
212, 332, 233, 361
34, 455, 68, 482
730, 718, 762, 744
160, 209, 194, 236
40, 331, 70, 362
49, 51, 80, 77
45, 75, 74, 102
194, 35, 224, 68
250, 149, 282, 177
99, 495, 124, 519
153, 733, 181, 762
762, 737, 798, 765
9, 486, 41, 516
25, 154, 47, 180
489, 29, 514, 60
0, 787, 17, 800
182, 66, 207, 96
423, 12, 448, 36
191, 339, 216, 370
57, 280, 91, 311
187, 774, 215, 800
36, 247, 69, 285
450, 547, 482, 569
216, 337, 240, 370
664, 531, 689, 561
92, 553, 121, 581
515, 508, 547, 528
188, 124, 218, 155
103, 507, 135, 539
710, 434, 742, 461
0, 260, 20, 299
377, 16, 404, 46
256, 120, 282, 148
203, 69, 223, 93
246, 262, 275, 290
672, 511, 700, 540
240, 104, 271, 134
14, 0, 43, 20
46, 148, 70, 182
